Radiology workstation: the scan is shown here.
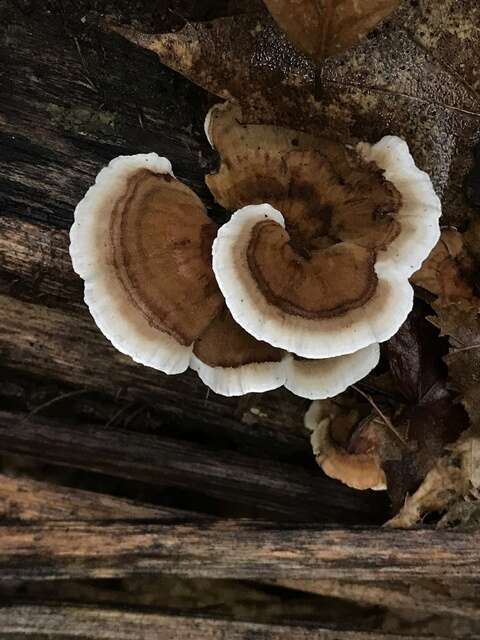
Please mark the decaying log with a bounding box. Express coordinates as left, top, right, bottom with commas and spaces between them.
0, 410, 383, 523
0, 519, 478, 582
0, 604, 443, 640
0, 474, 198, 522
2, 2, 480, 634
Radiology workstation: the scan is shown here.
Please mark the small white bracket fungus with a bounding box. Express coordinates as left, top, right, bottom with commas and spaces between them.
284, 344, 380, 400
191, 341, 380, 399
190, 305, 380, 398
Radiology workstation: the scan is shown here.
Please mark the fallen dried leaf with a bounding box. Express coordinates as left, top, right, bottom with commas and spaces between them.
411, 230, 477, 303
431, 300, 480, 428
387, 432, 480, 528
263, 0, 400, 61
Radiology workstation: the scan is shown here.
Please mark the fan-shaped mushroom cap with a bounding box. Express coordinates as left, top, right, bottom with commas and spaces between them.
205, 103, 408, 256
191, 306, 286, 396
213, 203, 413, 358
358, 137, 442, 278
70, 153, 223, 374
208, 105, 441, 358
305, 399, 387, 491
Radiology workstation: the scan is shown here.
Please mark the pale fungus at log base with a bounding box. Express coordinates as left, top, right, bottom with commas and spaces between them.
70, 100, 441, 400
305, 398, 387, 491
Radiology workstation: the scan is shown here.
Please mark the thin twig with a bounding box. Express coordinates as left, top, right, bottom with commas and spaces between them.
104, 403, 133, 429
21, 389, 89, 424
123, 405, 146, 428
72, 36, 97, 93
204, 388, 210, 407
451, 344, 480, 354
352, 385, 408, 447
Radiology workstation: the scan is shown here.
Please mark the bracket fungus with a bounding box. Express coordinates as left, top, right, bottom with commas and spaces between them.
207, 103, 442, 359
70, 154, 223, 375
305, 398, 387, 491
70, 152, 379, 398
191, 306, 380, 398
70, 99, 441, 399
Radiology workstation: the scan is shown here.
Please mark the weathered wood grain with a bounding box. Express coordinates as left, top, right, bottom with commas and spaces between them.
0, 217, 82, 307
0, 410, 384, 523
274, 578, 480, 620
0, 2, 215, 229
0, 474, 200, 522
0, 604, 444, 640
0, 520, 478, 581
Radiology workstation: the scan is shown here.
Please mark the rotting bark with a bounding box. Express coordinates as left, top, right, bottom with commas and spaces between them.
0, 604, 454, 640
272, 578, 480, 620
0, 519, 478, 582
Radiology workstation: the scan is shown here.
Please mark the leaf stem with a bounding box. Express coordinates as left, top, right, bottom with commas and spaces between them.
352, 385, 408, 447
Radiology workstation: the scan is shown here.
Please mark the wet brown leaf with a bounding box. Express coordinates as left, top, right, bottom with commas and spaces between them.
411, 230, 477, 303
109, 0, 480, 227
384, 305, 448, 405
263, 0, 400, 61
380, 306, 468, 512
431, 300, 480, 429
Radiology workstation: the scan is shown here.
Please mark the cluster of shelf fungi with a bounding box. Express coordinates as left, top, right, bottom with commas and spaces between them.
1, 0, 480, 637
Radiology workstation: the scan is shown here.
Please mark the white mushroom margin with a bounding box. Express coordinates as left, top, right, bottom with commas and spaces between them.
191, 342, 379, 398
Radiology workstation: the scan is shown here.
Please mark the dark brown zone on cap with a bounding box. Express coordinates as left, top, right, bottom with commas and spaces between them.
193, 306, 283, 368
246, 219, 378, 319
